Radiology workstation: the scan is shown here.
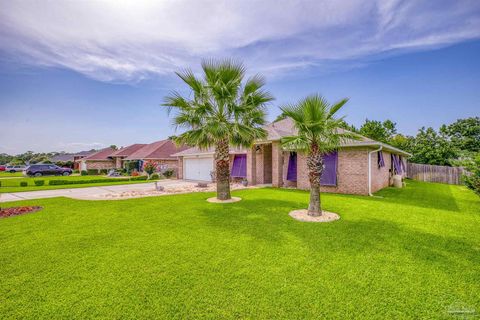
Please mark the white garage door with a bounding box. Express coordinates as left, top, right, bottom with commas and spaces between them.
184, 157, 214, 181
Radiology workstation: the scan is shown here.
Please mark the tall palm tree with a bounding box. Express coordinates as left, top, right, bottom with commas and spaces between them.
280, 94, 356, 216
163, 59, 274, 200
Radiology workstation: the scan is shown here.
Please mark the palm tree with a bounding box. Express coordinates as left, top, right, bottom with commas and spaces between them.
163, 59, 274, 200
280, 94, 356, 216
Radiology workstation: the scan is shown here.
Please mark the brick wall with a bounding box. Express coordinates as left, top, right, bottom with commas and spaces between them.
272, 141, 283, 187
147, 159, 180, 178
114, 157, 122, 169
177, 158, 183, 179
370, 150, 392, 193
255, 146, 264, 184
85, 160, 115, 170
296, 148, 370, 195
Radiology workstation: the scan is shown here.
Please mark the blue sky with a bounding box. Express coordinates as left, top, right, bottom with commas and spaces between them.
0, 0, 479, 154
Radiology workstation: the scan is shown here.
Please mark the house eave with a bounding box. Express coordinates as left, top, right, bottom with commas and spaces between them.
263, 139, 411, 157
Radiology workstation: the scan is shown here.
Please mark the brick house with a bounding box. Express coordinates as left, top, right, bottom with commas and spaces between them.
76, 140, 188, 174
77, 147, 116, 171
50, 150, 95, 170
172, 118, 410, 195
109, 144, 147, 169
123, 139, 189, 175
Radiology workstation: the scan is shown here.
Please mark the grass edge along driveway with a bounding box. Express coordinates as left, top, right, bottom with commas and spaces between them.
0, 175, 155, 193
0, 180, 479, 319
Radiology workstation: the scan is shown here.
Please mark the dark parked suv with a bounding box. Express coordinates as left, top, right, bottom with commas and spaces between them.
25, 164, 73, 177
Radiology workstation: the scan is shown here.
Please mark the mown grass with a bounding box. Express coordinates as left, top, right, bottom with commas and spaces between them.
0, 180, 479, 319
0, 171, 23, 177
0, 175, 154, 193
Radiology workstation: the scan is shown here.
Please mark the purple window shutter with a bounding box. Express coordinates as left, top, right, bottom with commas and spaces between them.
392, 154, 401, 174
378, 151, 385, 168
399, 156, 405, 173
320, 151, 338, 186
231, 154, 247, 178
286, 152, 297, 181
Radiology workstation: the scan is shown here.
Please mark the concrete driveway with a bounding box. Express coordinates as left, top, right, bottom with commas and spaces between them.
0, 180, 200, 203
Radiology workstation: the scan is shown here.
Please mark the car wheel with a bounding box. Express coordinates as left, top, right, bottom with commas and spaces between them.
10, 170, 16, 173
34, 172, 42, 177
63, 172, 70, 176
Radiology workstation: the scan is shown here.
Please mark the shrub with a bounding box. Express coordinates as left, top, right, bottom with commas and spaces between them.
125, 161, 137, 173
163, 169, 175, 179
131, 170, 139, 177
87, 169, 99, 175
150, 173, 160, 180
99, 169, 108, 175
130, 176, 147, 181
464, 154, 480, 196
20, 182, 28, 187
34, 180, 45, 186
48, 177, 138, 185
81, 170, 88, 176
73, 170, 79, 174
143, 160, 158, 178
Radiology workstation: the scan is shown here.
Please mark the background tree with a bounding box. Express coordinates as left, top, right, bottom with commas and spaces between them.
389, 134, 415, 151
408, 127, 458, 166
463, 153, 480, 196
163, 59, 273, 200
359, 119, 397, 143
440, 117, 480, 152
0, 153, 13, 165
281, 94, 356, 216
338, 119, 358, 132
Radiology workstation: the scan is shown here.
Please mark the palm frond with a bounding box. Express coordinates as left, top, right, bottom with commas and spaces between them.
163, 58, 272, 150
280, 93, 354, 154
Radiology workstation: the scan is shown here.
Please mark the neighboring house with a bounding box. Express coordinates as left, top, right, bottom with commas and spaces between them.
77, 147, 116, 171
123, 139, 189, 174
173, 118, 410, 195
51, 150, 96, 169
109, 144, 147, 169
75, 140, 188, 174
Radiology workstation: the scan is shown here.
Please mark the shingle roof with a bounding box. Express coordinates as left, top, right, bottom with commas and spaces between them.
82, 147, 116, 161
109, 144, 147, 157
124, 140, 189, 160
172, 146, 247, 157
263, 118, 374, 143
51, 150, 96, 162
172, 117, 411, 157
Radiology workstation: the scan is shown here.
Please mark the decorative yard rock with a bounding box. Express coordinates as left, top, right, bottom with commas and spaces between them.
196, 182, 209, 188
206, 196, 242, 203
154, 182, 165, 191
288, 209, 340, 223
97, 183, 249, 200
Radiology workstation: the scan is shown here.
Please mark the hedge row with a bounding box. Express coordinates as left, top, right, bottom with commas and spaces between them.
48, 176, 147, 186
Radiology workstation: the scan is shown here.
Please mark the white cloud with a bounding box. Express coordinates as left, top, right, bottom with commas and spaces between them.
0, 0, 479, 81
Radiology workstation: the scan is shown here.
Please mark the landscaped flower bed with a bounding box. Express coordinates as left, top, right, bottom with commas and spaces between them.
0, 206, 42, 218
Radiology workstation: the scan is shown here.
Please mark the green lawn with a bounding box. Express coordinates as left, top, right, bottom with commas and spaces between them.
1, 181, 479, 319
0, 171, 23, 177
0, 175, 154, 193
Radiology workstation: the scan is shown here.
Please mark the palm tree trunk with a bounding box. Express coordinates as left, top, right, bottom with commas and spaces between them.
215, 139, 231, 200
308, 184, 321, 216
307, 144, 323, 216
